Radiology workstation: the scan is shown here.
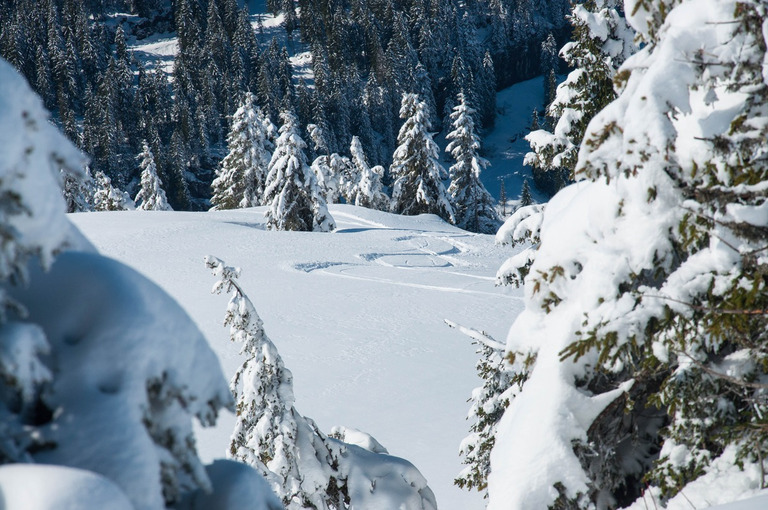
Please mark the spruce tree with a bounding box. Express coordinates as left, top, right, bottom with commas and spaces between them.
206, 256, 335, 509
0, 59, 236, 509
445, 92, 501, 234
524, 0, 636, 195
93, 170, 134, 211
451, 322, 525, 499
210, 93, 273, 210
488, 1, 768, 508
307, 122, 344, 203
519, 179, 532, 207
540, 32, 558, 108
390, 93, 454, 223
263, 111, 335, 232
61, 166, 95, 213
346, 136, 389, 211
530, 109, 540, 131
498, 180, 507, 217
135, 140, 171, 211
166, 129, 193, 211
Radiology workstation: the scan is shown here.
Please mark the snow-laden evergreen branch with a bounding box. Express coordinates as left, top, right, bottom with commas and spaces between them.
444, 320, 506, 351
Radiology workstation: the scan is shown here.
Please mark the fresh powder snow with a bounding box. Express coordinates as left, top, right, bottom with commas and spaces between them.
71, 205, 523, 510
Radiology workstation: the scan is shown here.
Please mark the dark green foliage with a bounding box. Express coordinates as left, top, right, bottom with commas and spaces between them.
525, 0, 635, 198
456, 343, 536, 496
519, 179, 532, 207
555, 1, 768, 505
0, 0, 573, 212
446, 92, 501, 233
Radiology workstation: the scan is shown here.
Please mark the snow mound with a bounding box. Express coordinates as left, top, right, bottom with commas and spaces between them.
175, 460, 283, 510
0, 464, 133, 510
9, 251, 233, 510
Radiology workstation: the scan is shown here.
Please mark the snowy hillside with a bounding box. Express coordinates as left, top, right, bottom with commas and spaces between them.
479, 76, 550, 205
71, 205, 523, 510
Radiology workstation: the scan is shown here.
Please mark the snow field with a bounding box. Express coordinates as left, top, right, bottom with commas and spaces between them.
71, 204, 523, 510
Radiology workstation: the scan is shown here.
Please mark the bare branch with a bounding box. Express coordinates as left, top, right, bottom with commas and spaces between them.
444, 319, 507, 351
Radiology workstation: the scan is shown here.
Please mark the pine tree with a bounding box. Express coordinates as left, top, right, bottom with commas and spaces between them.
519, 179, 532, 207
0, 56, 86, 317
135, 140, 171, 211
328, 153, 353, 204
530, 109, 540, 131
61, 166, 95, 213
451, 322, 526, 499
488, 1, 768, 509
205, 256, 335, 509
390, 93, 454, 223
478, 51, 497, 127
499, 179, 507, 217
446, 92, 501, 234
0, 59, 236, 509
210, 93, 273, 210
346, 136, 389, 211
524, 0, 636, 196
540, 32, 558, 108
307, 122, 343, 203
93, 169, 134, 211
166, 129, 193, 211
263, 110, 335, 232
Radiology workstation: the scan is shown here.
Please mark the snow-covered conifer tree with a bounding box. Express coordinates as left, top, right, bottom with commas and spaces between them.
93, 169, 135, 211
498, 180, 507, 217
310, 154, 335, 202
327, 153, 353, 203
346, 136, 389, 210
488, 2, 768, 509
135, 140, 172, 211
307, 123, 353, 204
390, 93, 454, 224
446, 92, 501, 234
205, 256, 335, 509
310, 152, 352, 204
206, 256, 438, 510
210, 93, 273, 210
518, 179, 532, 208
524, 0, 636, 194
449, 322, 525, 499
61, 166, 96, 213
264, 111, 335, 231
307, 122, 331, 161
0, 57, 244, 510
307, 123, 334, 202
0, 57, 86, 463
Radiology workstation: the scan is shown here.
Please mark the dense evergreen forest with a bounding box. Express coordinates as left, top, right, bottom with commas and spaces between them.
0, 0, 569, 211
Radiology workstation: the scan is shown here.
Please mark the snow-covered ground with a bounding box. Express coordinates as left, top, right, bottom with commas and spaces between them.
131, 31, 177, 73
71, 205, 523, 510
479, 75, 549, 206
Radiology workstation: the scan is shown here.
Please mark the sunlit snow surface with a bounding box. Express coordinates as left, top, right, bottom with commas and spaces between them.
71, 205, 523, 510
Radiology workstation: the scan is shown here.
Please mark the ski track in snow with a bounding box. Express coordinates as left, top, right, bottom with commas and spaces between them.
320, 266, 517, 298
291, 223, 514, 297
